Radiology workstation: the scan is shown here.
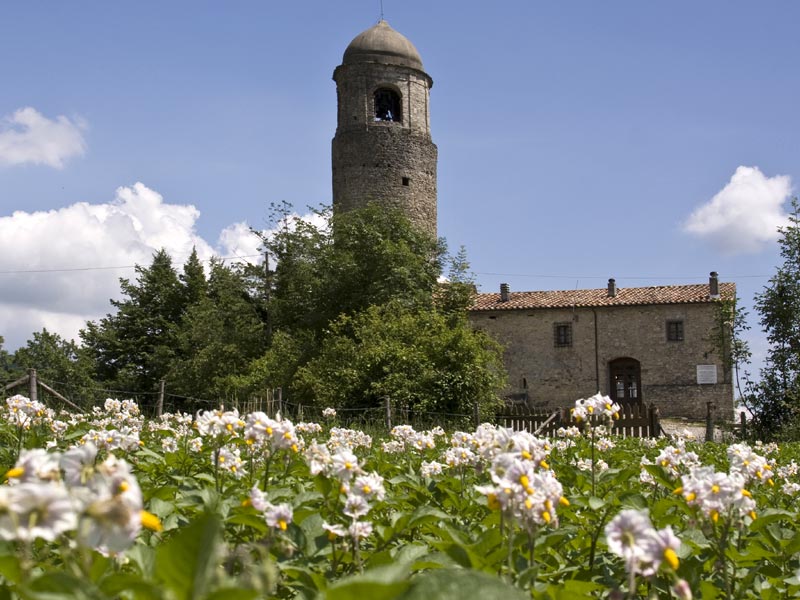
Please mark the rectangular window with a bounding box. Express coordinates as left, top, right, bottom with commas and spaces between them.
554, 322, 572, 347
667, 320, 684, 342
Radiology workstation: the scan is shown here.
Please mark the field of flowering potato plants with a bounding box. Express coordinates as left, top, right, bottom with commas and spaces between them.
3, 393, 800, 600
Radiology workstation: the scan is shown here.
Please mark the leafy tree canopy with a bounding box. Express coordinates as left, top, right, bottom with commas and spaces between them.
259, 202, 444, 340
244, 202, 504, 415
13, 329, 95, 406
169, 259, 267, 404
81, 249, 194, 399
744, 198, 800, 439
294, 300, 505, 417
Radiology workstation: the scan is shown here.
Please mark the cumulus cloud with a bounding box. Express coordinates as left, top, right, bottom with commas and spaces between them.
0, 107, 87, 169
0, 183, 264, 350
683, 166, 793, 254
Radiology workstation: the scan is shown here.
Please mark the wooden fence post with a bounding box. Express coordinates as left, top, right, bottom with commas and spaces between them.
740, 411, 747, 438
705, 402, 715, 442
473, 402, 480, 428
29, 369, 37, 403
157, 379, 165, 417
648, 404, 661, 438
384, 397, 392, 431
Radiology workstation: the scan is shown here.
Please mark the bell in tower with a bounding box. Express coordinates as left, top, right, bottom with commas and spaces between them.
332, 20, 437, 238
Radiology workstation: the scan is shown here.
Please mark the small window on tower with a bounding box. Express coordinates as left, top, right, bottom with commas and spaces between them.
374, 88, 402, 122
402, 177, 410, 186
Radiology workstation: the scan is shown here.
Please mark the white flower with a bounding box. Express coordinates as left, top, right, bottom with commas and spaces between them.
0, 482, 76, 542
348, 520, 373, 541
323, 521, 347, 540
249, 486, 269, 512
6, 448, 61, 484
380, 440, 405, 453
605, 509, 657, 575
215, 446, 246, 478
443, 446, 477, 468
304, 442, 333, 475
331, 449, 361, 482
264, 503, 293, 531
343, 494, 370, 519
322, 407, 337, 419
78, 455, 144, 553
420, 461, 446, 477
353, 473, 386, 502
60, 443, 98, 487
680, 465, 755, 521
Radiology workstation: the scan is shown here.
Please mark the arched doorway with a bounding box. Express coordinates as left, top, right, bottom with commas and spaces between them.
609, 357, 642, 405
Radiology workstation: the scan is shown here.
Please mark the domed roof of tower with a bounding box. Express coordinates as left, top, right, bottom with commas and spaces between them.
342, 20, 424, 70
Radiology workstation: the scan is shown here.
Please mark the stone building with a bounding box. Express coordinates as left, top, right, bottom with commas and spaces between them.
330, 22, 735, 422
467, 274, 736, 420
331, 20, 437, 238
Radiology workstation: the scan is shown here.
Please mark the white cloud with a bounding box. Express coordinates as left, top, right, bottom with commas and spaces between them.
0, 107, 87, 169
0, 183, 264, 350
683, 166, 793, 254
218, 222, 263, 261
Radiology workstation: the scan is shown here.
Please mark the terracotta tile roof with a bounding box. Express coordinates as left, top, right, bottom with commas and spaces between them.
469, 282, 735, 312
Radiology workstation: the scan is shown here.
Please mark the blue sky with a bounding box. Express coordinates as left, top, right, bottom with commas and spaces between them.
1, 1, 799, 376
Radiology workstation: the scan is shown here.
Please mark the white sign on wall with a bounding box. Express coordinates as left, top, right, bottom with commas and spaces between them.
696, 365, 717, 385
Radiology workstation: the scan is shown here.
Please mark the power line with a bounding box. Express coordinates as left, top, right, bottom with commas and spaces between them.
0, 260, 770, 281
0, 253, 263, 275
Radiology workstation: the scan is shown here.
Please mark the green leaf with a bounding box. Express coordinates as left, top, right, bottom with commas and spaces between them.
699, 580, 720, 599
324, 563, 412, 600
587, 496, 606, 510
204, 588, 259, 600
155, 512, 223, 600
23, 572, 105, 600
226, 513, 268, 534
99, 574, 163, 600
542, 579, 607, 600
0, 555, 21, 585
406, 505, 451, 529
127, 544, 157, 577
400, 569, 528, 600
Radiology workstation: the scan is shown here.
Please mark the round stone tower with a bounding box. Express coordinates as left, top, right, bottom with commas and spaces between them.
332, 20, 437, 238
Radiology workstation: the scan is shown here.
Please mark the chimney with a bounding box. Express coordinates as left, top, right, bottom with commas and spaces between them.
500, 283, 510, 302
709, 271, 720, 298
607, 278, 617, 297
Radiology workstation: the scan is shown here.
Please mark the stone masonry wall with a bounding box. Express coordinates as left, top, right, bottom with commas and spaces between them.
332, 128, 437, 238
469, 303, 734, 421
332, 62, 437, 238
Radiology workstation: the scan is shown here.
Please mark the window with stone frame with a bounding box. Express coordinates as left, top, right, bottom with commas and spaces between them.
666, 320, 684, 342
374, 88, 402, 122
554, 322, 572, 348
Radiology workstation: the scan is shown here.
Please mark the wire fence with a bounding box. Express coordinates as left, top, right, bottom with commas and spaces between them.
2, 371, 663, 438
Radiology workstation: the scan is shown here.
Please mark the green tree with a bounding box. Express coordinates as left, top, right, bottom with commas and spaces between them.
0, 335, 19, 386
436, 245, 478, 320
245, 202, 504, 413
259, 202, 443, 340
744, 198, 800, 439
170, 260, 267, 404
81, 249, 186, 400
12, 329, 96, 406
294, 300, 505, 418
180, 247, 207, 306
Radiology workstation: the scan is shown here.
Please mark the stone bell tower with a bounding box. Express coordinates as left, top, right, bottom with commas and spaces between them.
332, 20, 437, 238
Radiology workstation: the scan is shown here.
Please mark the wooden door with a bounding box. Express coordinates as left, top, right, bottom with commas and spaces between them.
609, 358, 642, 404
